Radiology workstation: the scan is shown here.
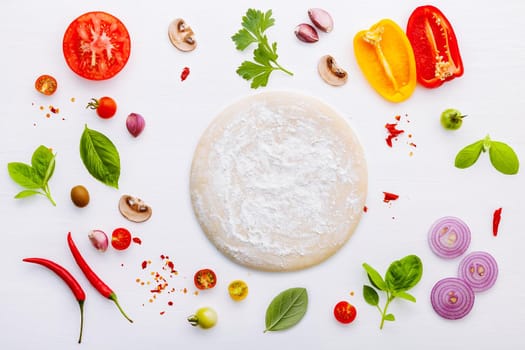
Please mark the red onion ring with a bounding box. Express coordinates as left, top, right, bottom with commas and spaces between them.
428, 216, 471, 258
458, 251, 498, 292
430, 277, 475, 320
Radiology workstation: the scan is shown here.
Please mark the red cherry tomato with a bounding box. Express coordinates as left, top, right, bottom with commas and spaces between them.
194, 269, 217, 290
406, 5, 463, 88
333, 301, 357, 324
111, 227, 132, 250
86, 96, 117, 118
35, 75, 58, 95
63, 11, 131, 80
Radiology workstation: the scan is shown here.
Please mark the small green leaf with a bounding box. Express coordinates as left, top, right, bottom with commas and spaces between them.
14, 190, 42, 199
31, 145, 54, 180
384, 314, 395, 321
80, 125, 121, 188
231, 28, 257, 51
7, 162, 43, 189
363, 263, 387, 291
489, 141, 519, 175
393, 291, 416, 303
363, 285, 379, 306
455, 140, 484, 169
264, 287, 308, 332
385, 255, 423, 292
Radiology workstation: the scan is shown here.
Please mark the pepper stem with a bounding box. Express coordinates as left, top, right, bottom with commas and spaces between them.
109, 293, 133, 323
78, 300, 84, 343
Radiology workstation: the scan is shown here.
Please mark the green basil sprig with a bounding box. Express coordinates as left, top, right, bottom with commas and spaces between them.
362, 255, 423, 329
80, 125, 121, 188
455, 134, 519, 175
7, 145, 57, 206
264, 287, 308, 332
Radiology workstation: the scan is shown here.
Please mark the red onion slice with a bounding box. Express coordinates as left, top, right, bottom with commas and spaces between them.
458, 251, 498, 292
430, 277, 475, 320
428, 216, 471, 258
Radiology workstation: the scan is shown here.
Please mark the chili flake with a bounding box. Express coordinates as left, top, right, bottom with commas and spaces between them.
383, 192, 399, 203
385, 123, 404, 147
133, 237, 142, 245
181, 67, 190, 81
493, 207, 502, 237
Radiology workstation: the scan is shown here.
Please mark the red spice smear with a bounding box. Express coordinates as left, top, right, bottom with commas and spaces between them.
133, 237, 142, 245
493, 207, 502, 237
385, 123, 404, 147
181, 67, 190, 81
383, 192, 399, 203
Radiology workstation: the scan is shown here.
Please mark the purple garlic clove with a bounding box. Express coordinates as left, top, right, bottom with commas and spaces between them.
294, 23, 319, 43
88, 230, 108, 252
308, 8, 334, 33
126, 113, 146, 137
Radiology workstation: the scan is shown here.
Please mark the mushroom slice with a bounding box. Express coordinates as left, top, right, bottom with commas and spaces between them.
318, 55, 348, 86
118, 195, 152, 223
168, 18, 197, 52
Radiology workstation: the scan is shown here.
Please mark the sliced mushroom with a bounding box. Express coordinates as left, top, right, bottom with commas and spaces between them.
318, 55, 348, 86
118, 195, 152, 223
168, 18, 197, 52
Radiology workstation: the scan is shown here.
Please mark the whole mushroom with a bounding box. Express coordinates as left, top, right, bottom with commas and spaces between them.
118, 195, 152, 223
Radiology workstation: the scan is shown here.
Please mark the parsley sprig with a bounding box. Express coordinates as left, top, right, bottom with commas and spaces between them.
232, 9, 293, 89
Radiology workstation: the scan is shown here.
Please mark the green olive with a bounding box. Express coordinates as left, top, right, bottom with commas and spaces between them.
440, 108, 465, 130
187, 307, 218, 329
70, 185, 90, 207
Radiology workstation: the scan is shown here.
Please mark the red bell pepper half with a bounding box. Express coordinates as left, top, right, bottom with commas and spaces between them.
406, 5, 464, 88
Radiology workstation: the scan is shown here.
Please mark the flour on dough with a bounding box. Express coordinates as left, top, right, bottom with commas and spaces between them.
190, 91, 367, 271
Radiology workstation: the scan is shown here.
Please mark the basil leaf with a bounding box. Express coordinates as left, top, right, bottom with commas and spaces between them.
363, 285, 379, 306
385, 255, 423, 292
31, 145, 53, 180
489, 141, 519, 175
384, 314, 395, 322
7, 162, 43, 189
14, 190, 42, 199
363, 263, 387, 291
80, 125, 121, 188
455, 140, 484, 169
393, 291, 416, 303
264, 287, 308, 332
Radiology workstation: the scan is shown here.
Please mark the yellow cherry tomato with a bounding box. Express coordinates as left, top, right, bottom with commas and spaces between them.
353, 19, 416, 103
228, 280, 248, 301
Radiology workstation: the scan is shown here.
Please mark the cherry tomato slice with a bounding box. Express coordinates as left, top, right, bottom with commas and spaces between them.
228, 280, 248, 301
406, 5, 463, 88
111, 227, 132, 250
63, 11, 131, 80
333, 301, 357, 324
194, 268, 217, 290
35, 75, 58, 95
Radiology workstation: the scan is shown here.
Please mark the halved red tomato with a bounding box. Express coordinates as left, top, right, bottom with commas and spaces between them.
406, 5, 463, 88
63, 11, 131, 80
194, 268, 217, 290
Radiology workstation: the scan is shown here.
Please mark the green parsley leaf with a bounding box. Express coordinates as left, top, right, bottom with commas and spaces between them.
232, 8, 292, 88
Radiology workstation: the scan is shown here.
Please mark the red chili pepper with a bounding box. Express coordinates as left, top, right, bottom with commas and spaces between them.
23, 257, 85, 343
181, 66, 190, 81
383, 192, 399, 202
67, 232, 133, 323
493, 207, 502, 236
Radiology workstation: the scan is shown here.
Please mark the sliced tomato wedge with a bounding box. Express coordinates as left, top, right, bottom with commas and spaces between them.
406, 5, 463, 88
63, 11, 131, 80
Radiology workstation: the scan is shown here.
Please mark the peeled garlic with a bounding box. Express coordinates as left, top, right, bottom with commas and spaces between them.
88, 230, 108, 252
126, 113, 145, 137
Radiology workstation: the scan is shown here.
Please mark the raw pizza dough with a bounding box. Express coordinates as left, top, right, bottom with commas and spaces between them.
190, 91, 367, 271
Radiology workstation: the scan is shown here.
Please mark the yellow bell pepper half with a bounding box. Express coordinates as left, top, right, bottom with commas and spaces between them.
353, 19, 416, 103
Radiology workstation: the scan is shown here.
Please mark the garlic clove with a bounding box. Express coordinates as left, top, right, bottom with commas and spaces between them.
294, 23, 319, 43
308, 8, 334, 33
88, 230, 109, 252
126, 113, 145, 137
